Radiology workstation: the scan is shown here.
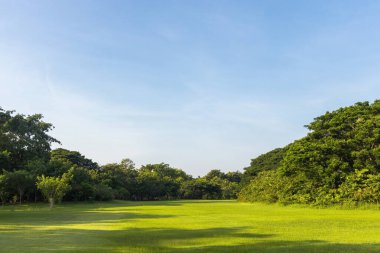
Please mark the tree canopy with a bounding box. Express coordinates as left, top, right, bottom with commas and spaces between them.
240, 100, 380, 205
0, 106, 242, 205
3, 100, 380, 207
0, 108, 59, 170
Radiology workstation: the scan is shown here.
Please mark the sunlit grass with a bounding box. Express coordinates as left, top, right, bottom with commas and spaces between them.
0, 200, 380, 252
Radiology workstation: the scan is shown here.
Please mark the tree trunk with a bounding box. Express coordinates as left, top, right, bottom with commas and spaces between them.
19, 190, 23, 205
49, 197, 54, 209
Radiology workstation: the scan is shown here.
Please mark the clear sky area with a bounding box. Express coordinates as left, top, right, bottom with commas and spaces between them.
1, 0, 380, 175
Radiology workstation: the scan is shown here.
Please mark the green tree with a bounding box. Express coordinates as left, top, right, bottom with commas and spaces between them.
205, 169, 226, 180
100, 161, 138, 200
36, 174, 71, 208
241, 100, 380, 205
7, 170, 34, 204
120, 158, 135, 170
0, 174, 9, 205
243, 147, 287, 180
0, 108, 59, 170
279, 101, 380, 203
225, 171, 243, 183
136, 163, 191, 200
50, 148, 99, 171
64, 166, 96, 201
180, 177, 222, 199
220, 180, 241, 199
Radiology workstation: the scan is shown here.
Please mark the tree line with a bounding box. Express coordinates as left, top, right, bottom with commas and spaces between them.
2, 100, 379, 207
0, 107, 242, 206
240, 100, 380, 206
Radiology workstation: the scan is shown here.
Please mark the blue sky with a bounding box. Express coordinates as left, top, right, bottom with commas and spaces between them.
1, 0, 380, 175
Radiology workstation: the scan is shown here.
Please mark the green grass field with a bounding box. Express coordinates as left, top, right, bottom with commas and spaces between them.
0, 200, 380, 253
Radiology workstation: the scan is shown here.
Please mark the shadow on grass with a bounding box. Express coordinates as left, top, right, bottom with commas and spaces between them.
0, 203, 176, 227
1, 201, 380, 253
167, 240, 380, 253
0, 225, 379, 253
0, 200, 233, 227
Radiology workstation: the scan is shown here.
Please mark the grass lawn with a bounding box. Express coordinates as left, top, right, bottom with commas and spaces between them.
0, 200, 380, 253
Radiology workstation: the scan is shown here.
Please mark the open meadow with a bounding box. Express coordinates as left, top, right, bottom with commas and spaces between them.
0, 200, 380, 253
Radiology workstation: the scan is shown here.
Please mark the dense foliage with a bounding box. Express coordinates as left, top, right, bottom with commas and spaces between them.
240, 100, 380, 205
4, 100, 379, 206
0, 107, 242, 205
242, 147, 287, 184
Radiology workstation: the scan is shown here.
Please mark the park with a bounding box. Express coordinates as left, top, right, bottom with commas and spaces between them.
2, 1, 380, 252
1, 200, 380, 253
